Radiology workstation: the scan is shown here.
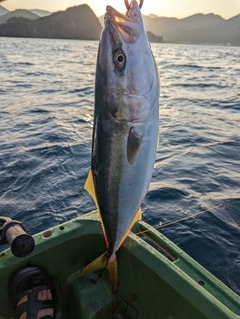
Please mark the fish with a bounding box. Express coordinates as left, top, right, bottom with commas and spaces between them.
78, 0, 160, 291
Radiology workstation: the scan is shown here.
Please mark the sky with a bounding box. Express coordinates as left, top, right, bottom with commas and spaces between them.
2, 0, 240, 19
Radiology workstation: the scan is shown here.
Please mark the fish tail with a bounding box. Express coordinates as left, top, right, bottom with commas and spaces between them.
78, 251, 118, 292
106, 253, 118, 292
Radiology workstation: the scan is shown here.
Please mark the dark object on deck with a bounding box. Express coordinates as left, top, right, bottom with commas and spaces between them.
0, 216, 35, 257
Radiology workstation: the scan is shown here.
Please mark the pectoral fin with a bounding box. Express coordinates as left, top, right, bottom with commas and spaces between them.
127, 127, 143, 165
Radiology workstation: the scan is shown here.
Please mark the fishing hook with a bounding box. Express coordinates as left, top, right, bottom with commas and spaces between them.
124, 0, 144, 10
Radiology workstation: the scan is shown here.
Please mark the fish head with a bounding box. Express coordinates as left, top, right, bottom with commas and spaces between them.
97, 0, 160, 123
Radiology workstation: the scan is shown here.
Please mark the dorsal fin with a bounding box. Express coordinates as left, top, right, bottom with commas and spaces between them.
84, 170, 108, 245
84, 169, 99, 211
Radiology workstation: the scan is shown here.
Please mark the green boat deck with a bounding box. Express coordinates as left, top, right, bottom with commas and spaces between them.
0, 211, 239, 319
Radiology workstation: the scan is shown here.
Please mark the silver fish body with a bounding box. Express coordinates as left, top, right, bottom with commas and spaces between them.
80, 0, 160, 290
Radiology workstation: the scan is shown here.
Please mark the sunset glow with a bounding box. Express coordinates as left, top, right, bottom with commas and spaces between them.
2, 0, 240, 19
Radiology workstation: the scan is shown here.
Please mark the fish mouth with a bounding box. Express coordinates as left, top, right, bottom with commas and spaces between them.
104, 1, 141, 43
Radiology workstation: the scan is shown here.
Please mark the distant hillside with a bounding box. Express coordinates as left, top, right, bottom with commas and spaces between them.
0, 5, 102, 40
148, 14, 159, 19
0, 9, 39, 24
147, 31, 163, 43
0, 5, 8, 17
223, 14, 240, 46
29, 9, 51, 17
143, 13, 240, 45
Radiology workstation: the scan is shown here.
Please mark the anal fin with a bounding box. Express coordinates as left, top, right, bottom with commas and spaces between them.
117, 207, 142, 250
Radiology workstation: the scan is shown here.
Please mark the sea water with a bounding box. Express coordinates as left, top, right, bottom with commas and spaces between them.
0, 38, 240, 295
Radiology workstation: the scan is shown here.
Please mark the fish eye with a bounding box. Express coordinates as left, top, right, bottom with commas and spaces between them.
117, 54, 124, 63
114, 51, 126, 69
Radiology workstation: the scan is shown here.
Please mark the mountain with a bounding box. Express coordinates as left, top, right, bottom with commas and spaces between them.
98, 15, 104, 27
29, 9, 51, 17
147, 32, 163, 43
0, 5, 102, 40
99, 13, 239, 45
148, 14, 159, 19
0, 5, 8, 16
0, 9, 39, 24
224, 14, 240, 46
143, 13, 240, 45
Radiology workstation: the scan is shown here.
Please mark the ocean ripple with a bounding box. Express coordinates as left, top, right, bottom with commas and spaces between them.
0, 38, 240, 295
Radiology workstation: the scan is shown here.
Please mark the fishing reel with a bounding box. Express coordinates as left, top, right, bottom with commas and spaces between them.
0, 217, 35, 257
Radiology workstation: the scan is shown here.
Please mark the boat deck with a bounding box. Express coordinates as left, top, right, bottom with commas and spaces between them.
0, 211, 239, 319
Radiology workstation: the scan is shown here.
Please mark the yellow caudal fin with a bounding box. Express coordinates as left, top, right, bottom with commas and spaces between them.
78, 252, 108, 278
78, 252, 118, 292
84, 169, 99, 211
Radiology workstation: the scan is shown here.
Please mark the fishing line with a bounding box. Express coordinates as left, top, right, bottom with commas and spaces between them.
135, 202, 239, 236
221, 204, 240, 227
155, 204, 222, 229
